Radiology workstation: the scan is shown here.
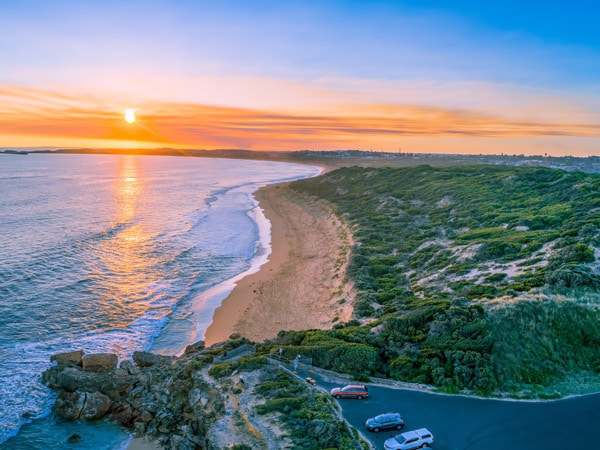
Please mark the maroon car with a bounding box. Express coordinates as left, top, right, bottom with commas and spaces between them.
330, 384, 369, 399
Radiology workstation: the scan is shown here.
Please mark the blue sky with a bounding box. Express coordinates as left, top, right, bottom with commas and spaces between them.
1, 0, 599, 155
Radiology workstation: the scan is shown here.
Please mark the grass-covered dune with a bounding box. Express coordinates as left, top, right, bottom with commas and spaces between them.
262, 165, 600, 398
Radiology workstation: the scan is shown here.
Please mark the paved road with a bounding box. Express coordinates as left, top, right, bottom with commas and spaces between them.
294, 366, 600, 450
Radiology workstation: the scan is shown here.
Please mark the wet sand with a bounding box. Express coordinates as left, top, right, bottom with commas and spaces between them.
204, 181, 354, 346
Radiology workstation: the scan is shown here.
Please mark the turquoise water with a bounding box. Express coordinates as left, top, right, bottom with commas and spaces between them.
0, 153, 319, 448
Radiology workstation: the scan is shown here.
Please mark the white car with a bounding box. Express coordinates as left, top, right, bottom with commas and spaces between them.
384, 428, 434, 450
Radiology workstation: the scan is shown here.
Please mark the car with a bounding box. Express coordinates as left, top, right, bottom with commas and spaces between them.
329, 384, 369, 399
365, 412, 405, 432
383, 428, 434, 450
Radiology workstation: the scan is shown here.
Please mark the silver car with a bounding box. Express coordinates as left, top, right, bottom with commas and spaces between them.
384, 427, 434, 450
365, 412, 405, 432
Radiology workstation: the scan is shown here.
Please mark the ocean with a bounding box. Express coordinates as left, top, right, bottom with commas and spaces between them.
0, 153, 320, 449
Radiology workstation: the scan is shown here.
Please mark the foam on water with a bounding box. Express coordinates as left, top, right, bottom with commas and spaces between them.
149, 181, 275, 355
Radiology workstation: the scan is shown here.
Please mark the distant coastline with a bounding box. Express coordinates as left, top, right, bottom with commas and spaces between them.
0, 150, 28, 155
14, 147, 600, 174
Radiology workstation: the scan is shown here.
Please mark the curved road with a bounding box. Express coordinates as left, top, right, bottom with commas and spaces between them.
293, 365, 600, 449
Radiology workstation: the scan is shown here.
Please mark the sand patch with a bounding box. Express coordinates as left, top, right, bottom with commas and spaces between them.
204, 182, 354, 346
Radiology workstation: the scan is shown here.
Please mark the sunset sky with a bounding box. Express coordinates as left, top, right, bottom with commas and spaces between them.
2, 0, 599, 156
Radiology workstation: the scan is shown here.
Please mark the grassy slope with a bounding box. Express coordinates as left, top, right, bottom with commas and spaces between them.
264, 165, 600, 397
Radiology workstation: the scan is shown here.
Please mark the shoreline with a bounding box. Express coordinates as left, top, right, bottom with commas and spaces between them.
127, 171, 353, 448
147, 164, 323, 357
204, 181, 353, 346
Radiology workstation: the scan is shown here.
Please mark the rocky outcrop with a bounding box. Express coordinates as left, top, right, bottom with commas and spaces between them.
43, 364, 136, 397
42, 347, 225, 449
183, 340, 205, 355
42, 343, 364, 450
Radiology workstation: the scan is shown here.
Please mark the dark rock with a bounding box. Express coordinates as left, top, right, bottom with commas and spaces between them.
51, 350, 84, 367
53, 391, 110, 421
169, 434, 196, 450
133, 352, 177, 367
67, 434, 82, 443
133, 422, 146, 435
119, 359, 140, 375
133, 351, 175, 367
133, 422, 146, 436
135, 410, 153, 423
158, 412, 177, 433
141, 400, 160, 414
183, 340, 205, 355
111, 403, 135, 425
52, 391, 85, 420
42, 365, 135, 398
82, 353, 118, 372
79, 392, 111, 420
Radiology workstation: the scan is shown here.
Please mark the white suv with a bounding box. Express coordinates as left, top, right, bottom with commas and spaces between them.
384, 428, 434, 450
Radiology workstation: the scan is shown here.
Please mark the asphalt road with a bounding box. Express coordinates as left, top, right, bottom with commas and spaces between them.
293, 366, 600, 450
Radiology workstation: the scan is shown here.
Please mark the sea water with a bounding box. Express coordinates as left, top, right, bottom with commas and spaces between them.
0, 153, 320, 449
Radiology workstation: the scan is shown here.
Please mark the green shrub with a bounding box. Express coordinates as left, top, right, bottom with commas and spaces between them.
546, 265, 600, 289
208, 356, 266, 379
485, 273, 507, 283
257, 397, 305, 414
208, 362, 236, 378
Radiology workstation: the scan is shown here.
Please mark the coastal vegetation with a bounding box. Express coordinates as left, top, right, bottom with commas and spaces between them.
264, 165, 600, 397
255, 371, 367, 449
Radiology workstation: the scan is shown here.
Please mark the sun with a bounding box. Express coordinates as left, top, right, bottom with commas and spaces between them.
124, 109, 136, 123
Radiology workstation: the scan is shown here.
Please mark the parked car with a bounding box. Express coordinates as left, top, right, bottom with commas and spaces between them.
329, 384, 369, 399
365, 412, 405, 432
384, 428, 434, 450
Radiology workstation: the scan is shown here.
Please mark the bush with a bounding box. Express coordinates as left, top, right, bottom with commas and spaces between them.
546, 265, 600, 289
208, 362, 236, 378
257, 397, 306, 415
208, 356, 266, 378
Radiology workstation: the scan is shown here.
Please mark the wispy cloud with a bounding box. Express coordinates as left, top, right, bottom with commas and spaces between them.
2, 85, 599, 152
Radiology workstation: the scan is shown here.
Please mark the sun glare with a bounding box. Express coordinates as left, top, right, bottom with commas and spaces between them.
124, 109, 136, 123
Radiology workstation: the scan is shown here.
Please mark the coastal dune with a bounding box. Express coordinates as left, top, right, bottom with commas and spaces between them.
204, 181, 354, 346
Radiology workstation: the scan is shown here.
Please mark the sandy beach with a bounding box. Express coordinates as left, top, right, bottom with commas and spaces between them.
204, 181, 354, 346
126, 176, 354, 448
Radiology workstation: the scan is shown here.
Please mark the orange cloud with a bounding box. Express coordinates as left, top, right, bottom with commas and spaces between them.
1, 85, 599, 153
